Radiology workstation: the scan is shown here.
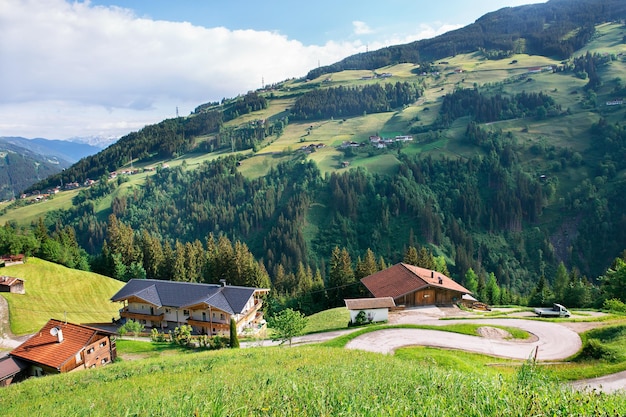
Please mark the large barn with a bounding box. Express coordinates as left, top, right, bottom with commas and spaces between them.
361, 263, 471, 307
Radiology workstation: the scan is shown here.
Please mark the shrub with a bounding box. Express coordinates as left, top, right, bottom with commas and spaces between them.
172, 325, 193, 346
117, 319, 145, 338
578, 339, 617, 362
150, 328, 167, 342
209, 335, 229, 350
603, 298, 626, 313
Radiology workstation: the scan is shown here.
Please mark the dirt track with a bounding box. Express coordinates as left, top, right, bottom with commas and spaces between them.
345, 306, 626, 394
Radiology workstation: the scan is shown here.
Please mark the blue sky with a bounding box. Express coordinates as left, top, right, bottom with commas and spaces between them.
0, 0, 546, 140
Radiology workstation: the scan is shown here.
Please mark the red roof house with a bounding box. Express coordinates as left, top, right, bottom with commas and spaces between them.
9, 319, 116, 380
360, 263, 471, 307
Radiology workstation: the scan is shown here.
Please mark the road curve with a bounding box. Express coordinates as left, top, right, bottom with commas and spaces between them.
345, 319, 581, 361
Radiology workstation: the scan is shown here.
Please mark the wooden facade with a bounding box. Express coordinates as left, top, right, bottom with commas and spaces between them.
9, 319, 116, 382
361, 263, 472, 308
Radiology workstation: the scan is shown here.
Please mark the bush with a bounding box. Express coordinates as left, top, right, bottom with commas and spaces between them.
209, 335, 229, 350
603, 298, 626, 313
172, 325, 193, 346
150, 328, 167, 342
578, 339, 618, 362
117, 319, 145, 338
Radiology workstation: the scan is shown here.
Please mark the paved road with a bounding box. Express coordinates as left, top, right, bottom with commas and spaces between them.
345, 318, 581, 361
570, 370, 626, 394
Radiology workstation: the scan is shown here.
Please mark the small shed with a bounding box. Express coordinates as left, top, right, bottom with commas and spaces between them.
0, 356, 27, 387
345, 297, 395, 324
0, 276, 24, 294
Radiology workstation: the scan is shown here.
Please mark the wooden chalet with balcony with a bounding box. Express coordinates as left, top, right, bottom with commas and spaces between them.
361, 263, 471, 307
111, 279, 268, 336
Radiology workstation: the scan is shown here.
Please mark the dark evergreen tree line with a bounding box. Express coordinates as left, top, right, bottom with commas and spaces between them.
438, 89, 560, 126
291, 82, 421, 120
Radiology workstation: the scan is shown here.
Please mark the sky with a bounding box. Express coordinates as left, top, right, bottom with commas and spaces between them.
0, 0, 546, 140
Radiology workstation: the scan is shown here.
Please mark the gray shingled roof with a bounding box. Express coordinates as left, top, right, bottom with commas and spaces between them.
0, 356, 26, 381
111, 279, 257, 315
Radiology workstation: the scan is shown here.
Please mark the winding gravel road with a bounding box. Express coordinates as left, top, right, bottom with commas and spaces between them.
345, 318, 581, 361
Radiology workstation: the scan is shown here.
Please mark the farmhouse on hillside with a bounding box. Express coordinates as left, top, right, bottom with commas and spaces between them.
111, 279, 269, 336
344, 297, 395, 325
361, 263, 471, 307
0, 276, 25, 294
0, 254, 25, 266
4, 319, 116, 385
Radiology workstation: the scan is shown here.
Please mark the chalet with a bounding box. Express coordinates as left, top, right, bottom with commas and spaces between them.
361, 263, 472, 307
0, 276, 25, 294
344, 297, 395, 324
111, 279, 269, 336
7, 319, 116, 383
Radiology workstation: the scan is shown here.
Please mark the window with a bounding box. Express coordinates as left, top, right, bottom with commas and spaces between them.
220, 313, 225, 321
75, 353, 82, 363
165, 308, 171, 314
87, 347, 95, 354
99, 340, 107, 348
183, 310, 190, 316
101, 358, 108, 364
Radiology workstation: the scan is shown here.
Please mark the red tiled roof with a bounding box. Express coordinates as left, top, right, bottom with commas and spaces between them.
344, 297, 396, 310
360, 263, 471, 299
10, 319, 111, 371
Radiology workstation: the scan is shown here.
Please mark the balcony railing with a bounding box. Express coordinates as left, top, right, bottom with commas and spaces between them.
120, 307, 164, 322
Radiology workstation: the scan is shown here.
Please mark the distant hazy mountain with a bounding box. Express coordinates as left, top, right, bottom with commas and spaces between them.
65, 135, 118, 149
0, 136, 105, 163
0, 136, 105, 201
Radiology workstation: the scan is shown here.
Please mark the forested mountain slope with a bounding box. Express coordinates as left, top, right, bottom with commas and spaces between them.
4, 0, 626, 309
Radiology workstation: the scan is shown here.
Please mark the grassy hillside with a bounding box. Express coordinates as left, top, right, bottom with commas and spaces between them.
2, 342, 626, 416
0, 258, 124, 334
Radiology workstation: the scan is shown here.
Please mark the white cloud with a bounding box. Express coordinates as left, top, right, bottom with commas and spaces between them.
0, 0, 462, 139
353, 21, 373, 35
0, 0, 368, 138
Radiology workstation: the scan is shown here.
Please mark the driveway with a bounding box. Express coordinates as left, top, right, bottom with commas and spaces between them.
345, 317, 581, 361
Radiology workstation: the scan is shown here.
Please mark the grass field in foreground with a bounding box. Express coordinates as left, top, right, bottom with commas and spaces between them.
0, 258, 124, 335
2, 344, 625, 417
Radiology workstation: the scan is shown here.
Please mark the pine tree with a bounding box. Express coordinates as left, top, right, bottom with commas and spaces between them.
355, 248, 378, 280
553, 262, 569, 301
485, 272, 501, 305
403, 246, 419, 266
328, 246, 355, 306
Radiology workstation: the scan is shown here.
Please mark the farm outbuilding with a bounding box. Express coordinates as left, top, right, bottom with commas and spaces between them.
0, 276, 24, 294
361, 263, 471, 307
344, 297, 395, 324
